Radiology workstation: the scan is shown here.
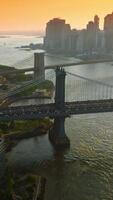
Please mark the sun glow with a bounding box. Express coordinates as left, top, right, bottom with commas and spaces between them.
1, 0, 113, 32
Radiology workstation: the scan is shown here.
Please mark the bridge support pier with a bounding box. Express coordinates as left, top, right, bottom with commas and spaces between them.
49, 117, 70, 147
49, 67, 70, 147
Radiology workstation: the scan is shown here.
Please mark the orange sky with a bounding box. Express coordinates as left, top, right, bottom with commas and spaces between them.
1, 0, 113, 32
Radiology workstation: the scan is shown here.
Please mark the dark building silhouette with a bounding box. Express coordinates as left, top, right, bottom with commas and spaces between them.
86, 21, 96, 54
85, 15, 100, 54
104, 12, 113, 53
94, 15, 102, 51
69, 29, 78, 53
44, 18, 71, 53
44, 15, 105, 56
94, 15, 100, 30
76, 29, 87, 53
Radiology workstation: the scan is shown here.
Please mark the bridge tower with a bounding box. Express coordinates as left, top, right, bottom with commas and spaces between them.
34, 52, 45, 80
49, 67, 70, 147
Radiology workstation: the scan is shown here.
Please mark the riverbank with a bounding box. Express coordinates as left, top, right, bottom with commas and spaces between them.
0, 64, 15, 71
0, 119, 53, 151
0, 63, 54, 109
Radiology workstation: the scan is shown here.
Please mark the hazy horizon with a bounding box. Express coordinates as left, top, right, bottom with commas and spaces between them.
0, 30, 44, 36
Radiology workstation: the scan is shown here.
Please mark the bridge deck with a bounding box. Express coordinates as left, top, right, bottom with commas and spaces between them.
0, 99, 113, 120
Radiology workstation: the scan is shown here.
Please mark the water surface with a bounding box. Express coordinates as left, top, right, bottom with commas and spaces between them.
1, 35, 113, 200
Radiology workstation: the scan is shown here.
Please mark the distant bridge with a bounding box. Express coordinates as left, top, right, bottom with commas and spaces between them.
0, 57, 113, 76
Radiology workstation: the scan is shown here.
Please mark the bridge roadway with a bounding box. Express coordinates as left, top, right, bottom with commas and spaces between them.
0, 99, 113, 121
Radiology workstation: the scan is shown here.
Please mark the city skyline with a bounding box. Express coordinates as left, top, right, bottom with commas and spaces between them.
1, 0, 113, 33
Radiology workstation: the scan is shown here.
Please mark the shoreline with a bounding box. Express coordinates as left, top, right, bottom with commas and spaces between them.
3, 122, 53, 152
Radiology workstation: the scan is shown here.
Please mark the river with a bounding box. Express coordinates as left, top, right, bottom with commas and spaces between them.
1, 35, 113, 200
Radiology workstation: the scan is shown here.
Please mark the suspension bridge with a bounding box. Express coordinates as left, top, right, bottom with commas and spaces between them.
0, 54, 113, 145
1, 53, 113, 145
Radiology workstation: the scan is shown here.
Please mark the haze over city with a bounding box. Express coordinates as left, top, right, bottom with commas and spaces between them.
1, 0, 113, 33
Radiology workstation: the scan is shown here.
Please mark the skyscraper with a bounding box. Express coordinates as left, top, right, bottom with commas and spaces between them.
86, 21, 96, 54
94, 15, 100, 30
44, 18, 71, 53
85, 15, 100, 54
44, 15, 102, 56
104, 12, 113, 52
